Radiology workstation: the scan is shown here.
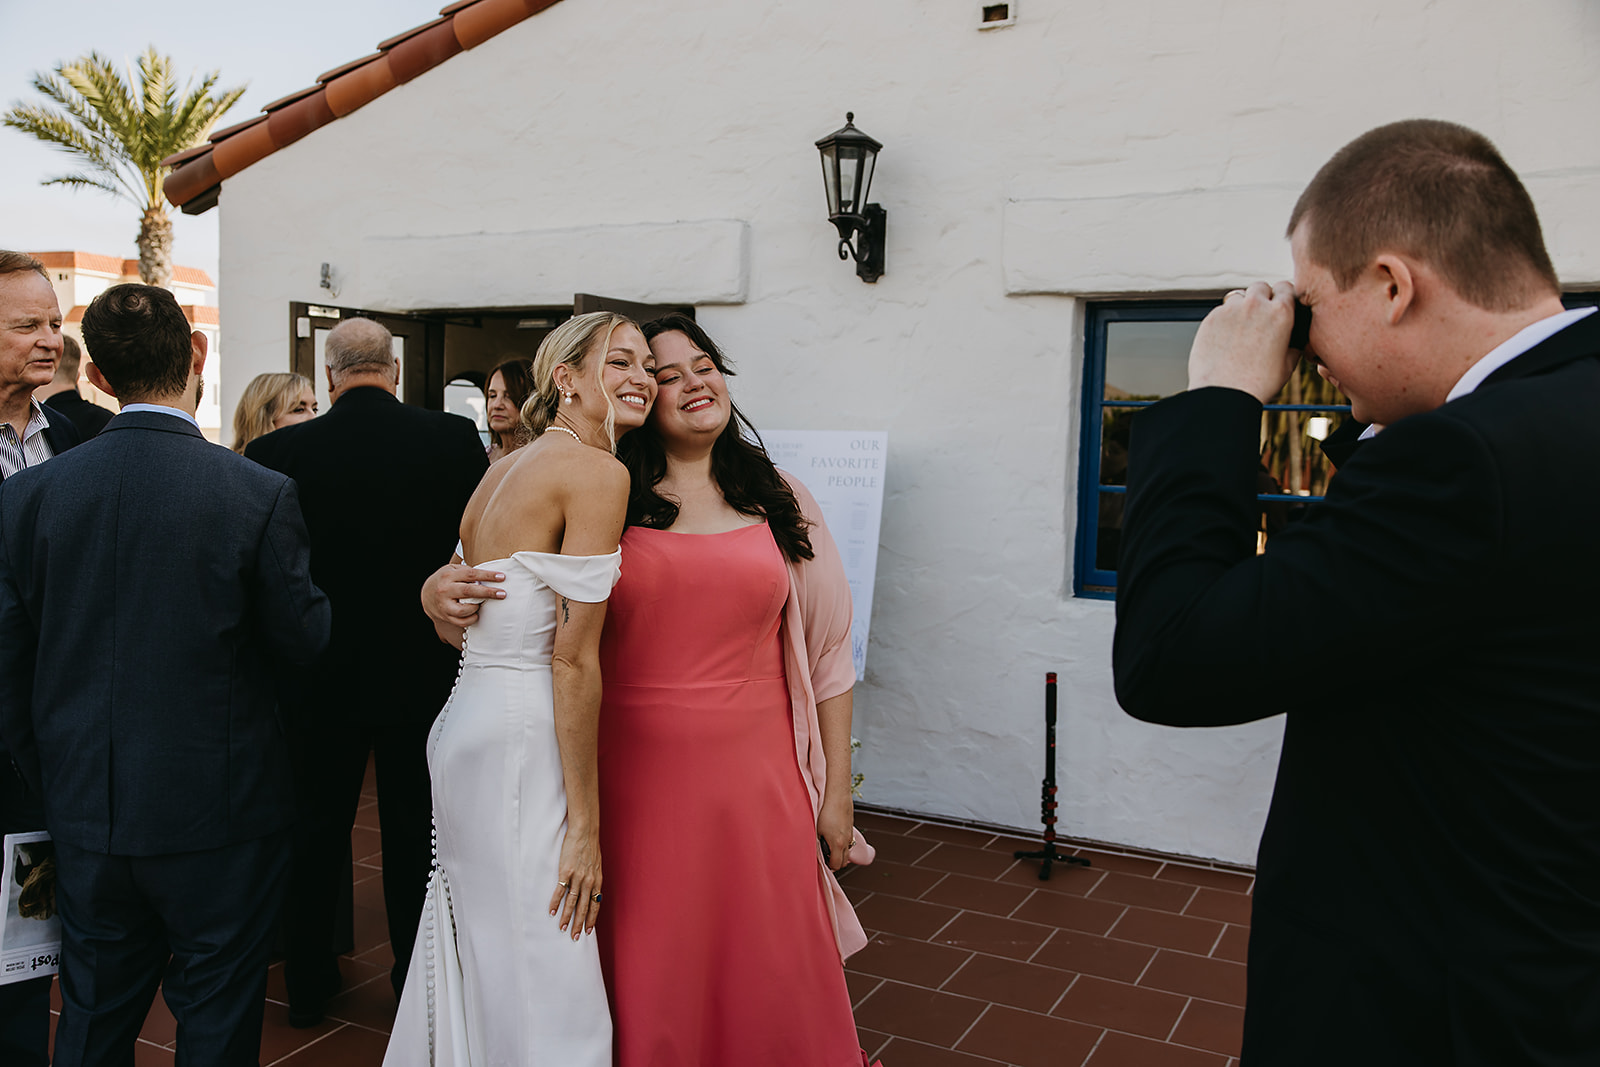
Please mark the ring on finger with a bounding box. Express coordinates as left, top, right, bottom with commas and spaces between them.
591, 892, 603, 903
557, 880, 569, 889
1225, 288, 1247, 300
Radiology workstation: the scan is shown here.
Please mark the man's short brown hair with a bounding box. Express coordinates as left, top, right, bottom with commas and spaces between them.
1288, 119, 1559, 312
0, 250, 48, 281
81, 284, 194, 400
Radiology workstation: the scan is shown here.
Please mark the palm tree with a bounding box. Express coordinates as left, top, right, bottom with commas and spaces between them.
3, 47, 245, 287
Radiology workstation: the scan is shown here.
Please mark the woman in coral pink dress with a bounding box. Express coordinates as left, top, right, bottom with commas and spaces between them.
597, 314, 877, 1067
421, 316, 878, 1064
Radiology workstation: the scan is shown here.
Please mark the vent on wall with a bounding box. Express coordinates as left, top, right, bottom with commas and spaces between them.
979, 3, 1016, 29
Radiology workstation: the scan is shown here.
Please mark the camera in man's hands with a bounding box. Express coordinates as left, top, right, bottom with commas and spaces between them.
1289, 300, 1312, 351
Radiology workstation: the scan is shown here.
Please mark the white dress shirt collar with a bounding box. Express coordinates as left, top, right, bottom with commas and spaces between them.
119, 402, 202, 431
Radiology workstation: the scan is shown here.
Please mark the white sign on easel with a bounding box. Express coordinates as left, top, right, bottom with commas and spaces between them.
0, 831, 60, 985
763, 431, 888, 680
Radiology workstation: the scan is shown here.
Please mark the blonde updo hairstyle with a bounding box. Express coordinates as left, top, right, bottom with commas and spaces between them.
521, 311, 637, 452
232, 372, 315, 453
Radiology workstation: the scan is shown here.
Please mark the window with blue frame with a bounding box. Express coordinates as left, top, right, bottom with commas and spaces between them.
1075, 300, 1351, 599
1075, 292, 1600, 599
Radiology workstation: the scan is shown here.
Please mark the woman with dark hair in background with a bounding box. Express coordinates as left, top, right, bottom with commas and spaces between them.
596, 314, 874, 1066
484, 357, 535, 463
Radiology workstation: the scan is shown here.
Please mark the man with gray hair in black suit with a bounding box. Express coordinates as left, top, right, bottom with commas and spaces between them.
247, 316, 486, 1025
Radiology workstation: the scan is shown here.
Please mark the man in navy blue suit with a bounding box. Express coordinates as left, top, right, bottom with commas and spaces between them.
0, 283, 331, 1065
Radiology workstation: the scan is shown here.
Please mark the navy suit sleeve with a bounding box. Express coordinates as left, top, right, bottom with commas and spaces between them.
0, 492, 41, 795
253, 477, 332, 666
1112, 387, 1501, 726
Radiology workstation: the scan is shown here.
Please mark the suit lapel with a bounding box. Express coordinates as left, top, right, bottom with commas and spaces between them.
1481, 309, 1600, 389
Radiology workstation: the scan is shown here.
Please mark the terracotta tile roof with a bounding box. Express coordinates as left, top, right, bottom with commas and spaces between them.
32, 251, 215, 288
162, 0, 565, 214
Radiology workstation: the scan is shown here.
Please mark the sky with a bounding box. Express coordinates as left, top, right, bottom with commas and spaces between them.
0, 0, 446, 283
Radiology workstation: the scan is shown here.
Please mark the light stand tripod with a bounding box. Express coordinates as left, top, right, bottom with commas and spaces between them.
1013, 672, 1091, 880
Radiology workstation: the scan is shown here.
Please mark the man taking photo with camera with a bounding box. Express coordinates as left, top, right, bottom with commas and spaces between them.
1114, 119, 1600, 1065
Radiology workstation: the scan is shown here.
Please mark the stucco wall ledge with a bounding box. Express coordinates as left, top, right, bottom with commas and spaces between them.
360, 219, 750, 310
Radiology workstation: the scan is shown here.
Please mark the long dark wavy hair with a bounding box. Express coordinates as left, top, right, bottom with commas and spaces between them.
623, 314, 813, 563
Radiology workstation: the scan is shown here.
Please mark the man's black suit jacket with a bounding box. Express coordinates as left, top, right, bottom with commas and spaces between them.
1114, 312, 1600, 1066
0, 411, 330, 855
42, 388, 115, 441
0, 402, 78, 834
244, 387, 487, 720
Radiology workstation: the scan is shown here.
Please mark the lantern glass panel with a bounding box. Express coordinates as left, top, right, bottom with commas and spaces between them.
838, 146, 862, 215
856, 150, 876, 213
819, 145, 840, 216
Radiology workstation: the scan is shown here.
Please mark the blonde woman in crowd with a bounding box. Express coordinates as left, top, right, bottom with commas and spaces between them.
230, 372, 317, 452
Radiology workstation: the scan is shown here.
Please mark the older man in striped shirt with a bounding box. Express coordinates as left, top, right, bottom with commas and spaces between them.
0, 251, 79, 482
0, 249, 78, 1067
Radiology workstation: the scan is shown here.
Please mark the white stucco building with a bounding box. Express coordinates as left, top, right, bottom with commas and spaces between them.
163, 0, 1600, 865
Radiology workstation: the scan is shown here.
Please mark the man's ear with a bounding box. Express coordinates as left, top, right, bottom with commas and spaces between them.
1373, 254, 1417, 325
85, 362, 117, 399
189, 330, 209, 378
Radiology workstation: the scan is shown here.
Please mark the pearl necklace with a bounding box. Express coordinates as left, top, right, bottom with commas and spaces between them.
545, 426, 583, 445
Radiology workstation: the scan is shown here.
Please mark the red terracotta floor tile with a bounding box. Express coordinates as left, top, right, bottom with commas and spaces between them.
921, 873, 1034, 917
1109, 907, 1224, 956
868, 832, 943, 867
1138, 950, 1248, 1007
998, 858, 1104, 897
1086, 1029, 1230, 1067
323, 973, 397, 1035
905, 822, 1001, 848
133, 1040, 174, 1066
1156, 864, 1254, 894
1087, 871, 1197, 913
260, 1005, 342, 1062
955, 1004, 1101, 1067
1012, 890, 1126, 936
853, 810, 922, 835
353, 801, 381, 831
934, 912, 1057, 961
847, 933, 974, 986
837, 859, 946, 901
1184, 887, 1253, 926
1031, 930, 1156, 984
853, 894, 962, 940
846, 968, 884, 1009
267, 1022, 392, 1065
878, 1036, 1013, 1065
351, 826, 383, 864
1073, 850, 1164, 877
915, 843, 1023, 881
854, 980, 988, 1047
941, 953, 1076, 1015
139, 992, 177, 1046
1171, 998, 1245, 1057
858, 1027, 892, 1061
1053, 974, 1187, 1040
1211, 924, 1250, 964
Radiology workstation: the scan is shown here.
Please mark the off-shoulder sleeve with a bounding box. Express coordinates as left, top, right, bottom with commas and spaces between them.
783, 474, 856, 702
522, 549, 622, 604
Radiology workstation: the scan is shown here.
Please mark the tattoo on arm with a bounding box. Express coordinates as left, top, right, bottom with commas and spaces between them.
560, 597, 570, 625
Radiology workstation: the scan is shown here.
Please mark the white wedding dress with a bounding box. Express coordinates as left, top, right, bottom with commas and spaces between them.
384, 549, 621, 1067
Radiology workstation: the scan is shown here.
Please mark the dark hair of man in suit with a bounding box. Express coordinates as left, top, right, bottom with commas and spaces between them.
56, 334, 83, 383
0, 250, 49, 281
1287, 118, 1559, 313
80, 284, 193, 401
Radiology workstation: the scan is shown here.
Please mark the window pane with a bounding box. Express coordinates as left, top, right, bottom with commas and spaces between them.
1258, 408, 1346, 499
1096, 489, 1123, 571
1103, 320, 1198, 401
1099, 406, 1135, 485
1263, 358, 1347, 408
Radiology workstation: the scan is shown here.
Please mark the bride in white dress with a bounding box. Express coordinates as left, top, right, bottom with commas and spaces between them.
385, 313, 657, 1066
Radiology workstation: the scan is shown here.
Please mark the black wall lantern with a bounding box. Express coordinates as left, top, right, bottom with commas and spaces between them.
816, 112, 885, 283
